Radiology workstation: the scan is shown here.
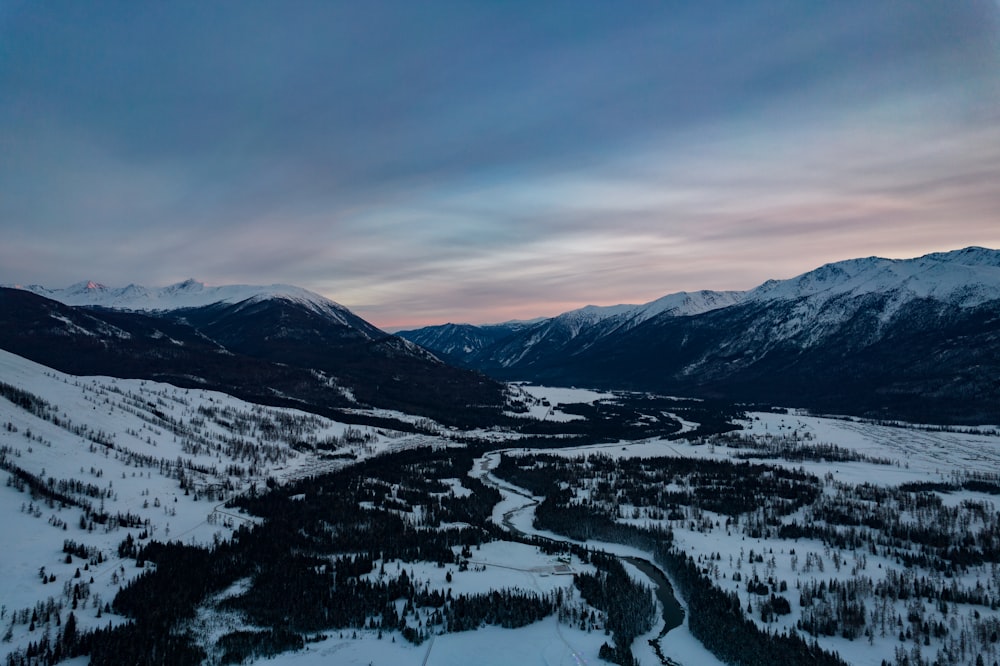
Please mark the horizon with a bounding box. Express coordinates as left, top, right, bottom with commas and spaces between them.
7, 243, 996, 331
2, 2, 999, 329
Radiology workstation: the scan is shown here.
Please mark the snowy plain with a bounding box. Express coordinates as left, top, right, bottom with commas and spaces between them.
4, 353, 1000, 666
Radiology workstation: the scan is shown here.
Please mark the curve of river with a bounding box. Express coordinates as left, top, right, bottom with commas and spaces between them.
473, 449, 686, 665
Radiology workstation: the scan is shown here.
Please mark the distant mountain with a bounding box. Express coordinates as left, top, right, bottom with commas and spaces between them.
399, 289, 744, 370
469, 290, 745, 370
402, 247, 1000, 423
10, 278, 348, 314
0, 283, 506, 427
395, 322, 531, 365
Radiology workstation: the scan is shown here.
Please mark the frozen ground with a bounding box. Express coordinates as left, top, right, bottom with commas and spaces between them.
0, 349, 436, 662
481, 400, 1000, 666
504, 383, 616, 422
472, 448, 726, 666
5, 365, 1000, 666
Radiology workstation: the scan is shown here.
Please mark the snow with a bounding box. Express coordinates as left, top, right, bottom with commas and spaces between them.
255, 533, 605, 665
746, 246, 1000, 309
7, 279, 357, 322
0, 348, 425, 663
503, 384, 615, 423
267, 615, 608, 666
471, 448, 726, 666
478, 247, 1000, 363
635, 289, 745, 321
477, 404, 1000, 666
6, 346, 1000, 666
549, 289, 745, 329
361, 541, 586, 597
515, 384, 615, 406
736, 411, 1000, 481
504, 383, 614, 423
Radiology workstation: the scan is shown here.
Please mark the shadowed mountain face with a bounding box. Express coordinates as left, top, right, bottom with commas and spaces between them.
516, 296, 1000, 424
0, 288, 506, 428
400, 248, 1000, 424
394, 322, 532, 366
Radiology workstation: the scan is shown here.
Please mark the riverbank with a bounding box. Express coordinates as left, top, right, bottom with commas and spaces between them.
471, 448, 724, 666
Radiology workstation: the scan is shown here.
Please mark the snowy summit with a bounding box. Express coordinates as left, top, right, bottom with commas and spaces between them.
6, 279, 350, 317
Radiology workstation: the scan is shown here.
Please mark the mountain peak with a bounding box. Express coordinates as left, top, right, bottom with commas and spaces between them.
747, 247, 1000, 307
63, 280, 109, 294
167, 278, 206, 292
6, 280, 350, 315
922, 246, 1000, 267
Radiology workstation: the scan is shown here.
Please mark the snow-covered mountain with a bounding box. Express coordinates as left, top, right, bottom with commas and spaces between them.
747, 246, 1000, 307
736, 246, 1000, 346
394, 322, 532, 365
0, 284, 506, 427
8, 278, 363, 326
403, 247, 1000, 423
399, 290, 743, 370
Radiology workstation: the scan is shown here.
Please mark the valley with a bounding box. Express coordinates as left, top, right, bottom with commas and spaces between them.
5, 0, 997, 662
2, 347, 1000, 666
1, 248, 999, 666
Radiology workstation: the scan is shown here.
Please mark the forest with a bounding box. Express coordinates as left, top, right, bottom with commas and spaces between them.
5, 360, 1000, 666
3, 445, 658, 666
492, 446, 1000, 666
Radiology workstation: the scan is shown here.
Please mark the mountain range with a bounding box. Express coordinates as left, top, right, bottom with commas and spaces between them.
398, 247, 1000, 424
4, 247, 998, 426
0, 281, 504, 428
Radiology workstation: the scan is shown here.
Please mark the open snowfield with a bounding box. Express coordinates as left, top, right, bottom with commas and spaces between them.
482, 401, 1000, 666
5, 362, 1000, 666
504, 384, 615, 423
0, 349, 435, 661
262, 614, 607, 666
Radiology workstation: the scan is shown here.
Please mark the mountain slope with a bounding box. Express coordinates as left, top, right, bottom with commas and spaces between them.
414, 247, 1000, 423
395, 322, 530, 364
0, 287, 506, 427
0, 345, 437, 663
402, 290, 743, 370
489, 289, 745, 368
549, 293, 1000, 423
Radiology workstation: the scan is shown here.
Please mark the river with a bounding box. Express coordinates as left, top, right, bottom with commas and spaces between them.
473, 449, 686, 665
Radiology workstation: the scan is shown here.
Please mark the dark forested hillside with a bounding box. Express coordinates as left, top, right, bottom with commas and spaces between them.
400, 249, 1000, 424
0, 288, 507, 428
547, 297, 1000, 424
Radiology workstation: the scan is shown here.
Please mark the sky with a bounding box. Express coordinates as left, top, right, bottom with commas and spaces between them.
2, 1, 999, 329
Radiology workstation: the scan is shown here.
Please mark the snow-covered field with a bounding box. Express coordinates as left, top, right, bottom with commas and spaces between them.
5, 361, 1000, 666
0, 349, 435, 661
265, 614, 604, 666
504, 383, 615, 422
0, 361, 626, 666
484, 402, 1000, 666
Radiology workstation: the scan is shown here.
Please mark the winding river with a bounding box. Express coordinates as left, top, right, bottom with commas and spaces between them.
473, 449, 686, 665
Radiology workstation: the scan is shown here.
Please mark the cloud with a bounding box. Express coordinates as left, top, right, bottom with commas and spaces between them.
1, 2, 998, 327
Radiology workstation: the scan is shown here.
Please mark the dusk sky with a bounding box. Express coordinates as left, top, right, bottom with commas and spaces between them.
2, 2, 999, 329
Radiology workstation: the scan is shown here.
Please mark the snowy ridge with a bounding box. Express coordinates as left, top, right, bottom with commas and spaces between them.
554, 247, 1000, 336
555, 289, 744, 331
746, 246, 1000, 308
559, 247, 999, 351
730, 246, 1000, 347
518, 290, 745, 353
481, 289, 744, 368
0, 347, 432, 663
632, 289, 746, 321
7, 279, 355, 322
